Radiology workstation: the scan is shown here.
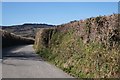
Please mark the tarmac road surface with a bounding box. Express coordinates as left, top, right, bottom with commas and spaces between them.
2, 45, 72, 78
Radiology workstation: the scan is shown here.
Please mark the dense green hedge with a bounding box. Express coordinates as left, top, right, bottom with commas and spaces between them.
1, 29, 34, 48
35, 14, 120, 78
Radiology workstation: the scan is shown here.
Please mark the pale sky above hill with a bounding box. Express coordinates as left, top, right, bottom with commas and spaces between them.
1, 2, 118, 26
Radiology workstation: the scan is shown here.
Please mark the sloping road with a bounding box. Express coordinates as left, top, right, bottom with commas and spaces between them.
2, 45, 72, 78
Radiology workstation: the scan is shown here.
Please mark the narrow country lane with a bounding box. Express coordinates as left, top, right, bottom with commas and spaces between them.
2, 45, 72, 78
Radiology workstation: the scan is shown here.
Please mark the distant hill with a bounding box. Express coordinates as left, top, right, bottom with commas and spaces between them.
2, 23, 55, 38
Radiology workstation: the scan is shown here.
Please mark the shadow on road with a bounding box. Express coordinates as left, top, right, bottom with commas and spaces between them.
2, 45, 73, 78
2, 45, 44, 61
